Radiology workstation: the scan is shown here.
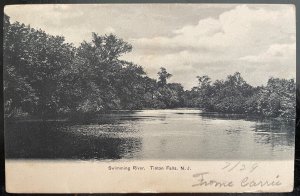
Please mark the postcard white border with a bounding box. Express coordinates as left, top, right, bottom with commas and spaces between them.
5, 160, 294, 193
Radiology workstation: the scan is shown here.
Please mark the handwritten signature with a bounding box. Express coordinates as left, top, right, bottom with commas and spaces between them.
192, 162, 282, 188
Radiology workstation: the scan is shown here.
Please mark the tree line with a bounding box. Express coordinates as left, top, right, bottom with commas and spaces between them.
185, 73, 295, 119
4, 15, 296, 120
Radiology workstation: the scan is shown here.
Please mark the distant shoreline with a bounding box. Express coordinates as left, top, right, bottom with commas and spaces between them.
5, 108, 295, 123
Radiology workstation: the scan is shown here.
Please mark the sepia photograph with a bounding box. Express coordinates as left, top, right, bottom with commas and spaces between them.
3, 3, 296, 193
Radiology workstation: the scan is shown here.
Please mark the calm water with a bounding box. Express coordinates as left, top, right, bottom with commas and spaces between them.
5, 109, 295, 160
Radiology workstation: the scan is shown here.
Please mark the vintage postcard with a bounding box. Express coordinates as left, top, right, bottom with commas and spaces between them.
4, 4, 296, 193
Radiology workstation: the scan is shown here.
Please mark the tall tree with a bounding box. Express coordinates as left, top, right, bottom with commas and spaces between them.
4, 16, 75, 118
157, 67, 172, 86
73, 33, 143, 113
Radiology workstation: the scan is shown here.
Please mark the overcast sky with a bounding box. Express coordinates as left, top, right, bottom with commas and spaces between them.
5, 4, 296, 89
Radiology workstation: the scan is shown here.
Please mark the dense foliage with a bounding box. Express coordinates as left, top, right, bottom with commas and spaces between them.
186, 73, 296, 119
4, 15, 296, 120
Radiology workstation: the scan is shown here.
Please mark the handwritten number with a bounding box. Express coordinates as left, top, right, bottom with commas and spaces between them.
222, 162, 231, 170
222, 162, 259, 173
239, 164, 246, 171
228, 161, 240, 172
250, 163, 258, 173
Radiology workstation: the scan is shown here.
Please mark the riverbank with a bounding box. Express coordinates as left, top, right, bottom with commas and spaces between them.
5, 107, 295, 124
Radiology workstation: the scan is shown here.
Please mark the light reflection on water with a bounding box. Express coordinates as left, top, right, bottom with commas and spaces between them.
63, 109, 295, 160
5, 109, 295, 160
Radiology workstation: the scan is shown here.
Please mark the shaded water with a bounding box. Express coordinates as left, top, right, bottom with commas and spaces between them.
5, 109, 294, 160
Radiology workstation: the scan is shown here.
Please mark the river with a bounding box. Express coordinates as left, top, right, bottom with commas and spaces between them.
5, 109, 294, 160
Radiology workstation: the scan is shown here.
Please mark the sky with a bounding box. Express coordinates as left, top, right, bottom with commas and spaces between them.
5, 4, 296, 89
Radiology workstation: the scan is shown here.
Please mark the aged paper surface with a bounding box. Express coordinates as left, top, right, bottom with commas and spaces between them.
4, 4, 296, 193
6, 160, 294, 193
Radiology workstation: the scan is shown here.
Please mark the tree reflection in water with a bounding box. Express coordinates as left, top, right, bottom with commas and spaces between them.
5, 110, 295, 160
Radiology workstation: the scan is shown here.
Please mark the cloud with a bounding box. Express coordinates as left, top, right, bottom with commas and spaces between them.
122, 5, 295, 89
131, 5, 295, 54
238, 43, 296, 84
4, 4, 234, 45
240, 43, 296, 64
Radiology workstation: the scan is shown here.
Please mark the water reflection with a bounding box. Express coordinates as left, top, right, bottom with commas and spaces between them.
5, 109, 294, 160
252, 122, 294, 149
5, 121, 142, 160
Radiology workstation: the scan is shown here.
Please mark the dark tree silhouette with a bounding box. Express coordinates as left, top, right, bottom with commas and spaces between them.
157, 67, 172, 86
